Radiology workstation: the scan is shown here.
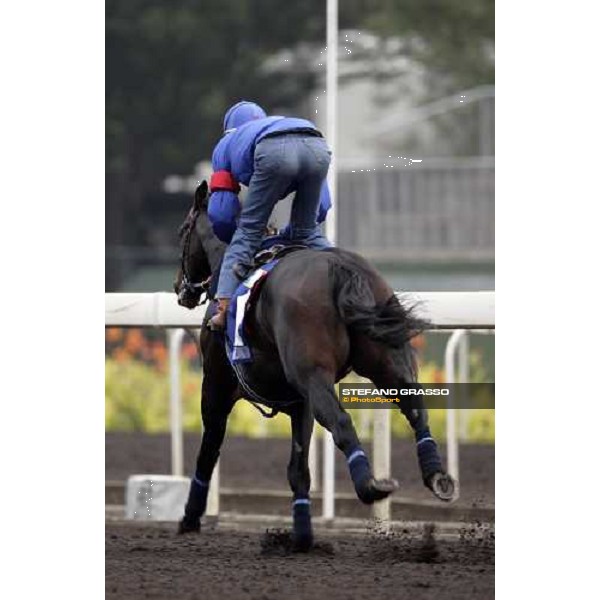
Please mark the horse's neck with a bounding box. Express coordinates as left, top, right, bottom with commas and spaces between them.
198, 214, 226, 274
206, 240, 225, 274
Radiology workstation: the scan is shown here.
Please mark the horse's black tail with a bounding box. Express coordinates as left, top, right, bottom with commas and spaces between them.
330, 259, 429, 350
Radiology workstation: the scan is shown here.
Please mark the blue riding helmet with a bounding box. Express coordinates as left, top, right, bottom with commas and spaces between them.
223, 101, 267, 133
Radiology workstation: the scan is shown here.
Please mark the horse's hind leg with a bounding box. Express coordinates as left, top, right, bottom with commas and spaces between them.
178, 335, 238, 534
286, 402, 314, 551
290, 367, 398, 505
354, 343, 455, 502
392, 381, 455, 500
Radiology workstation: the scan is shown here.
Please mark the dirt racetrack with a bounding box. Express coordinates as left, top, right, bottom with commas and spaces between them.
106, 520, 494, 600
106, 433, 494, 599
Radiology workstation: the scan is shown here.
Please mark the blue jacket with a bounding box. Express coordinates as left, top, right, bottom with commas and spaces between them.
208, 116, 331, 243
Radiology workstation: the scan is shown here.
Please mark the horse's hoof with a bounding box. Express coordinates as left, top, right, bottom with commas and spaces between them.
358, 477, 399, 505
427, 472, 457, 502
293, 532, 314, 553
177, 517, 201, 534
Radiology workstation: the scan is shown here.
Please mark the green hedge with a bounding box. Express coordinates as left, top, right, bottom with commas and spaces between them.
105, 357, 494, 442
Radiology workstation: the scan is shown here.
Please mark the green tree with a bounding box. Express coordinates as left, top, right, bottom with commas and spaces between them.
106, 0, 329, 288
343, 0, 494, 91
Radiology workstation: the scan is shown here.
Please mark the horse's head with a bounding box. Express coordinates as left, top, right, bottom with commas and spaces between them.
173, 181, 225, 309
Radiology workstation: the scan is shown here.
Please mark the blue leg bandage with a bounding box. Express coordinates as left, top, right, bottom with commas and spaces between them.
292, 497, 312, 539
416, 432, 443, 478
346, 447, 371, 489
186, 476, 210, 516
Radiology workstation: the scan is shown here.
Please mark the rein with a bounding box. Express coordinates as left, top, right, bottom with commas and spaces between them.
179, 209, 213, 306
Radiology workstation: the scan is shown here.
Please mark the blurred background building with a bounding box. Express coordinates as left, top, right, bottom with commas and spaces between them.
106, 0, 494, 293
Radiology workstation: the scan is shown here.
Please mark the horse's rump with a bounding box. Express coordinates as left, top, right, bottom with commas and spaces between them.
258, 248, 428, 347
328, 250, 428, 348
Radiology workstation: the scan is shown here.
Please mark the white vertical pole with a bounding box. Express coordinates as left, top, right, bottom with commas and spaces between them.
309, 429, 319, 492
323, 432, 335, 520
359, 408, 371, 439
322, 0, 338, 522
458, 332, 470, 441
372, 409, 391, 524
206, 460, 220, 517
325, 0, 338, 245
168, 328, 185, 477
444, 330, 465, 482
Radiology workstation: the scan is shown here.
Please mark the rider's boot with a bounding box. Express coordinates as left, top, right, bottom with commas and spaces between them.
209, 298, 230, 331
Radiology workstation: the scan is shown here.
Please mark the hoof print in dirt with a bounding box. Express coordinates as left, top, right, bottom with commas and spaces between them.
417, 524, 440, 563
260, 529, 334, 556
177, 518, 201, 535
427, 472, 457, 503
358, 477, 399, 505
260, 529, 296, 555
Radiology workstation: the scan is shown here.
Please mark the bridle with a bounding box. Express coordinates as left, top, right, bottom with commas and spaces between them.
178, 208, 212, 307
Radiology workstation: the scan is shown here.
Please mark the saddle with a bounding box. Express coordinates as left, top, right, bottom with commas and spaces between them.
203, 242, 308, 305
225, 243, 308, 363
232, 243, 308, 281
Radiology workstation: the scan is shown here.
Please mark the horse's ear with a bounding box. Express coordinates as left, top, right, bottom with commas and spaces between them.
194, 181, 209, 211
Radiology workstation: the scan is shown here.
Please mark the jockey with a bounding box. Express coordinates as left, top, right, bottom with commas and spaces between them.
207, 100, 332, 329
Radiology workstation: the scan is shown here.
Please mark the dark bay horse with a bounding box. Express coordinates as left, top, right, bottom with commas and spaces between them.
174, 182, 455, 550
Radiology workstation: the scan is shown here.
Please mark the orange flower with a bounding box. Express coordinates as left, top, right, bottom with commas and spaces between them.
106, 328, 123, 343
410, 334, 426, 351
124, 329, 145, 355
182, 343, 198, 361
184, 381, 199, 396
433, 369, 446, 384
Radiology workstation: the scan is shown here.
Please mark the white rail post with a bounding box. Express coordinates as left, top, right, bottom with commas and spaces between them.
168, 328, 186, 477
309, 429, 319, 492
322, 0, 338, 523
458, 331, 470, 441
444, 329, 466, 483
372, 408, 391, 525
359, 409, 371, 439
322, 432, 335, 520
206, 460, 220, 517
325, 0, 338, 244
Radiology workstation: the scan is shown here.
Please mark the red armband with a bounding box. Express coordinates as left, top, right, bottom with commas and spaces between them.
210, 170, 241, 193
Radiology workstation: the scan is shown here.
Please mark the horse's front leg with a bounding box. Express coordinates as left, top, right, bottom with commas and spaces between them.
286, 402, 314, 551
179, 334, 238, 534
178, 397, 235, 533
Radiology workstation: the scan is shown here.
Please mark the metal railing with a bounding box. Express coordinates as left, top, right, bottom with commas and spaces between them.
107, 157, 494, 291
336, 158, 494, 262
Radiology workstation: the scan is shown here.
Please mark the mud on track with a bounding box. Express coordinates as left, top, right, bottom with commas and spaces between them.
106, 521, 494, 600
